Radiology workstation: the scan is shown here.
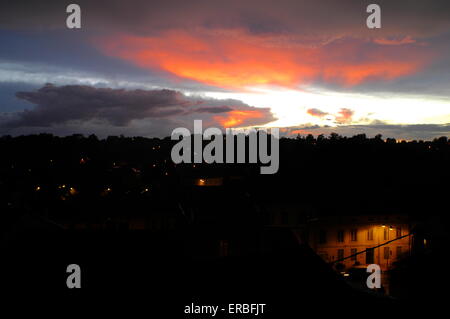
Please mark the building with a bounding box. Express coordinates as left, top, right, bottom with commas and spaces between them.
304, 214, 412, 272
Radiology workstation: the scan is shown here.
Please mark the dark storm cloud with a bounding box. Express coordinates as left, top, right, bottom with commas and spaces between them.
194, 106, 233, 114
9, 84, 187, 126
1, 84, 275, 129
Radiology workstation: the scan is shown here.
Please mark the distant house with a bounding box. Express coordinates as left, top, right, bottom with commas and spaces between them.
194, 177, 224, 187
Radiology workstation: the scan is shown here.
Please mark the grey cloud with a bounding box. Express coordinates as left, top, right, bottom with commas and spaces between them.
1, 84, 275, 133
10, 84, 188, 127
194, 106, 233, 113
2, 1, 450, 39
284, 123, 450, 140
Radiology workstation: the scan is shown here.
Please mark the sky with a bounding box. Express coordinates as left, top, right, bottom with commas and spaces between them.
0, 0, 449, 139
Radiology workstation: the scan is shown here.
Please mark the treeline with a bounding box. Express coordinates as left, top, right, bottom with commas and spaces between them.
0, 132, 448, 221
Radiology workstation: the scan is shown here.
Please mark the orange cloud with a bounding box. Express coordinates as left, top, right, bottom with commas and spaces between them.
322, 61, 420, 86
307, 108, 329, 118
335, 108, 354, 124
96, 29, 431, 89
374, 36, 416, 46
213, 110, 265, 128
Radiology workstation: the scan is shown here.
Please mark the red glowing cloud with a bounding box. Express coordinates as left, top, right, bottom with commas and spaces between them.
374, 36, 417, 46
307, 108, 329, 118
96, 29, 432, 89
213, 110, 265, 128
335, 108, 354, 124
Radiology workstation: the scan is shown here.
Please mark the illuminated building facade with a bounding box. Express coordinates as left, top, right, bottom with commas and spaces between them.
304, 215, 411, 272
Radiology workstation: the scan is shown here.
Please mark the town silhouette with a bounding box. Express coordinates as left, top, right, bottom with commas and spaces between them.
1, 133, 448, 315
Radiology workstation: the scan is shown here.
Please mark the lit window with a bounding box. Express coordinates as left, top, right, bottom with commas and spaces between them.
367, 228, 374, 241
350, 229, 357, 241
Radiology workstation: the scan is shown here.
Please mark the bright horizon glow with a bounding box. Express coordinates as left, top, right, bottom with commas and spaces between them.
203, 86, 450, 128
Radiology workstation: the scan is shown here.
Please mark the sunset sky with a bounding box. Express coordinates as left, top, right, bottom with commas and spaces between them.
0, 0, 449, 139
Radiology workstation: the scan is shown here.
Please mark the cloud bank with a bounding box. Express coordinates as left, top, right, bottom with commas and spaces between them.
284, 123, 449, 140
1, 84, 276, 134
